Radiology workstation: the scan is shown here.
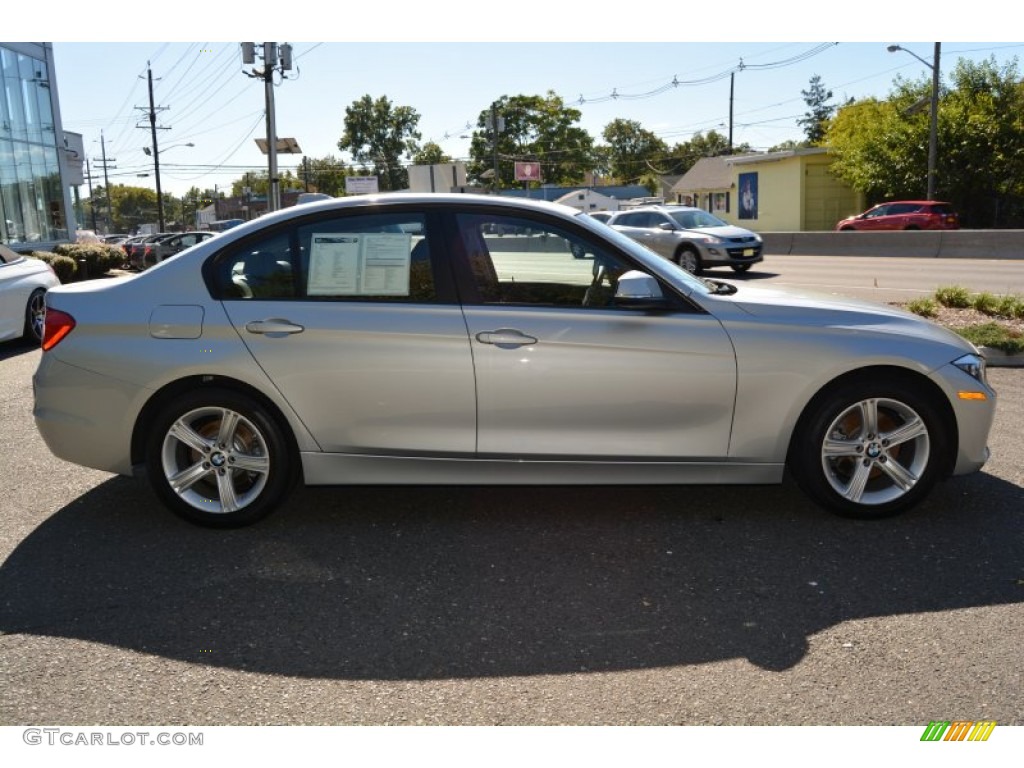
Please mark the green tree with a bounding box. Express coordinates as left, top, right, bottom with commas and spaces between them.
599, 119, 669, 184
662, 130, 745, 175
229, 170, 305, 197
827, 56, 1024, 226
338, 95, 422, 191
468, 92, 594, 188
107, 185, 158, 233
298, 155, 350, 196
411, 141, 453, 166
798, 74, 835, 145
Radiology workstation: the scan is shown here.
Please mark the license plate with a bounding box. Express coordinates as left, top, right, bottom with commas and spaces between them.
743, 248, 755, 257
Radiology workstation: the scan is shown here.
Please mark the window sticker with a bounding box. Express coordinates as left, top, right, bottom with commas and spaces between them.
307, 233, 412, 296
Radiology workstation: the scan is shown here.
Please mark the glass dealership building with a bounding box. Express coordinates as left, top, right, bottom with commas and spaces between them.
1, 42, 77, 250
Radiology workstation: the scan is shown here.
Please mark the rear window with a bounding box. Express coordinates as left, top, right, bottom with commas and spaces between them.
928, 204, 956, 215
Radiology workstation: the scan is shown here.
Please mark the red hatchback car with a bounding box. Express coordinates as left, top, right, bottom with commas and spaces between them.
835, 201, 960, 231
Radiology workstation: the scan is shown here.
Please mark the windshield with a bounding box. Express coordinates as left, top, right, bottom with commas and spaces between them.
668, 210, 728, 229
574, 212, 712, 296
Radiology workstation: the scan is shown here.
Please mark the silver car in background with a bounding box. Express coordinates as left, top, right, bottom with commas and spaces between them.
33, 194, 995, 527
609, 204, 763, 274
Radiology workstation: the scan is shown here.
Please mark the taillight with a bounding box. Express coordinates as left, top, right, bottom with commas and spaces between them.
42, 309, 76, 351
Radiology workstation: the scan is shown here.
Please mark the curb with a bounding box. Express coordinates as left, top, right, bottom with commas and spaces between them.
979, 347, 1024, 368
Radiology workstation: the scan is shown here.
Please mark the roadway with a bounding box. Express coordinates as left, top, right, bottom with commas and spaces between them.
727, 253, 1024, 303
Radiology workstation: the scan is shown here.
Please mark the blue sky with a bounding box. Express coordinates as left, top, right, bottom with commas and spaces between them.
16, 5, 1023, 197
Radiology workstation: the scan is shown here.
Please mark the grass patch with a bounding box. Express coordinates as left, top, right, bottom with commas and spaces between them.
907, 285, 1024, 354
956, 323, 1024, 355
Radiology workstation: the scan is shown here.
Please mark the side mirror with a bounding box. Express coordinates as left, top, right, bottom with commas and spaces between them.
657, 222, 675, 231
614, 270, 670, 309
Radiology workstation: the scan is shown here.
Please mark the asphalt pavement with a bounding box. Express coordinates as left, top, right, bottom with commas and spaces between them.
1, 336, 1021, 726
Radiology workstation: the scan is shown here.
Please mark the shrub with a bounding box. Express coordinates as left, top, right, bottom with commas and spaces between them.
53, 243, 124, 276
995, 294, 1024, 320
31, 251, 77, 283
934, 285, 971, 308
907, 298, 937, 317
972, 292, 1000, 316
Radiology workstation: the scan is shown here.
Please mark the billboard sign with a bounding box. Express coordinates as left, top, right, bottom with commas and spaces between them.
514, 162, 542, 183
345, 176, 379, 195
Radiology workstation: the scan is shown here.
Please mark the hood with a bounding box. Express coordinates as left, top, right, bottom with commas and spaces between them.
687, 225, 760, 241
719, 283, 974, 350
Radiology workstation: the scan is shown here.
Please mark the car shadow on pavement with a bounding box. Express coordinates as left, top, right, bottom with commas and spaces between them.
1, 473, 1021, 679
0, 339, 39, 362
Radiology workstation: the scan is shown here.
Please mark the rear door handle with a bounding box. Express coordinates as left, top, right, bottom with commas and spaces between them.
245, 318, 305, 335
475, 329, 538, 347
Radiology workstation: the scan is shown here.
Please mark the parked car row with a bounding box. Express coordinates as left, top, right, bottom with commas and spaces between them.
122, 231, 217, 270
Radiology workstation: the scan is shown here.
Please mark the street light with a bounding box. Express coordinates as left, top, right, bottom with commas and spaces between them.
143, 142, 195, 231
887, 43, 941, 200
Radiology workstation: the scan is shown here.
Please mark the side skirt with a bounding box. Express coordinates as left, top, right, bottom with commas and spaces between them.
300, 453, 784, 486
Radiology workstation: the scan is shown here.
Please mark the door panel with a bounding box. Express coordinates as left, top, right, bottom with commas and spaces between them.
463, 306, 736, 458
213, 209, 476, 455
223, 302, 476, 454
452, 209, 737, 459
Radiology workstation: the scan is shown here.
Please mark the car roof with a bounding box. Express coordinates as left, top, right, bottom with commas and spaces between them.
877, 200, 952, 206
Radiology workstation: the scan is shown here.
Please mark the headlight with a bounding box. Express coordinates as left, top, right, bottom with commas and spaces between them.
953, 353, 987, 382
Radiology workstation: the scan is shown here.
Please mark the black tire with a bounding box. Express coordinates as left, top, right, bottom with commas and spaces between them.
731, 263, 752, 273
676, 247, 702, 275
789, 377, 949, 519
145, 388, 294, 527
24, 288, 46, 344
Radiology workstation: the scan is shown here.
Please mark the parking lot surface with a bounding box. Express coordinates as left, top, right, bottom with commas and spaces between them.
1, 337, 1021, 725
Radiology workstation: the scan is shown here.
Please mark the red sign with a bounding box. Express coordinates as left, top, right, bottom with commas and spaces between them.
514, 162, 541, 182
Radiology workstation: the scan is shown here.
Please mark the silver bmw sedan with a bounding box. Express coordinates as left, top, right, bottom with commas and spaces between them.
33, 194, 995, 527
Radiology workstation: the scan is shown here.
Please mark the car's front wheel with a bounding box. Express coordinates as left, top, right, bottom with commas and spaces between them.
676, 246, 702, 275
145, 389, 294, 527
730, 263, 752, 273
789, 378, 949, 519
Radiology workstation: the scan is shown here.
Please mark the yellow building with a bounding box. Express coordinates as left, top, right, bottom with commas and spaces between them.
669, 148, 863, 232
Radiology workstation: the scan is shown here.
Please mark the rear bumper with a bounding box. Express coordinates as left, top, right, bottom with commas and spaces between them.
33, 354, 142, 476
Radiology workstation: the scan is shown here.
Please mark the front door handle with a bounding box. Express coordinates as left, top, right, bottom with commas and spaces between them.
475, 329, 538, 347
245, 318, 305, 335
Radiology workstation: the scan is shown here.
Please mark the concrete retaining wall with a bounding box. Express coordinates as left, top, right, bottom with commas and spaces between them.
761, 230, 1024, 259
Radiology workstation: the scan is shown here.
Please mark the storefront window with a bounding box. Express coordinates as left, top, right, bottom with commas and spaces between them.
0, 45, 67, 245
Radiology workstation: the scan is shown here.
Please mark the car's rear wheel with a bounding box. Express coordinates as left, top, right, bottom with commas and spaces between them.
24, 288, 46, 344
676, 247, 702, 275
790, 378, 948, 519
145, 389, 294, 527
730, 263, 752, 273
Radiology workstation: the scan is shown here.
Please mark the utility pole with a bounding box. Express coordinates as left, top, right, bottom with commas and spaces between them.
136, 63, 170, 231
85, 158, 98, 231
241, 42, 293, 213
148, 65, 165, 231
927, 43, 941, 201
728, 73, 734, 154
491, 102, 501, 193
99, 131, 115, 233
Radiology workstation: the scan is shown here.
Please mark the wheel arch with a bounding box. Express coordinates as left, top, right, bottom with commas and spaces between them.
786, 365, 959, 477
131, 374, 304, 484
